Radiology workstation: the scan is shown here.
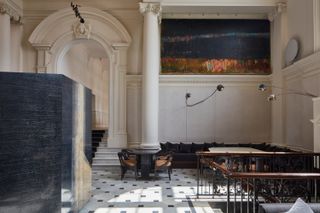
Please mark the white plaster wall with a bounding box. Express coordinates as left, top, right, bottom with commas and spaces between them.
287, 0, 315, 58
158, 77, 271, 144
127, 75, 271, 145
60, 43, 109, 128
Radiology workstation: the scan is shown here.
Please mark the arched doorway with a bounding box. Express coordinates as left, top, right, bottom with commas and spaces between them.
28, 7, 131, 148
58, 40, 109, 130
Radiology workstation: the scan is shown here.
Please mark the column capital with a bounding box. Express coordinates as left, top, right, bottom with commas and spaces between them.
139, 2, 162, 16
268, 2, 286, 22
0, 1, 23, 24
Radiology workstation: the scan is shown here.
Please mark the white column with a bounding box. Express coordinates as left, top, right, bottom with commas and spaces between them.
139, 3, 161, 149
0, 12, 11, 71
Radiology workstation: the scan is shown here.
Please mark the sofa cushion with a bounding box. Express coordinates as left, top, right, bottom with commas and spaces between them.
191, 143, 205, 152
285, 198, 314, 213
179, 143, 192, 153
204, 143, 214, 149
165, 142, 180, 152
160, 143, 167, 151
258, 199, 320, 213
173, 153, 197, 161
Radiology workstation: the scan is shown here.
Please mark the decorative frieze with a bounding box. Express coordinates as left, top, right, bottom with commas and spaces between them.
0, 2, 22, 23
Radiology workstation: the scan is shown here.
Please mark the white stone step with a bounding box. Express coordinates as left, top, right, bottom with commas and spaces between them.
93, 158, 119, 164
92, 162, 120, 167
92, 145, 122, 169
94, 153, 118, 159
92, 164, 120, 171
98, 143, 109, 147
96, 147, 121, 152
95, 152, 118, 158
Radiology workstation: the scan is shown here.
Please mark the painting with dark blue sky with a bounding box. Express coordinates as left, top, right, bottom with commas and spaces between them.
161, 19, 271, 74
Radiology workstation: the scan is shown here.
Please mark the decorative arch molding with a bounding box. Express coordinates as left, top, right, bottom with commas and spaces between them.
29, 7, 132, 148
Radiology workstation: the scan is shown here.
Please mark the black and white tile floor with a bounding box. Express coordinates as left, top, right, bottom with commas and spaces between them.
80, 168, 224, 213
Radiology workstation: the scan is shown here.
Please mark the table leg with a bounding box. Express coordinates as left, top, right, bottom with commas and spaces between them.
140, 154, 152, 178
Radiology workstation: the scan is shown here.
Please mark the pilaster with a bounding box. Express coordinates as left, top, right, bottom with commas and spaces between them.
0, 12, 11, 71
34, 44, 51, 73
107, 43, 129, 148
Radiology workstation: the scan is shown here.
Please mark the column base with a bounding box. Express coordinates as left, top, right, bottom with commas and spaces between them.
139, 143, 160, 150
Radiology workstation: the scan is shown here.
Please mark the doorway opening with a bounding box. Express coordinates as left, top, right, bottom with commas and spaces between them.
58, 39, 109, 131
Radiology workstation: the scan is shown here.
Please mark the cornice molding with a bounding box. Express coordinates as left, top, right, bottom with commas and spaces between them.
164, 13, 267, 20
0, 0, 23, 23
160, 75, 271, 86
126, 74, 271, 88
283, 51, 320, 80
143, 0, 283, 7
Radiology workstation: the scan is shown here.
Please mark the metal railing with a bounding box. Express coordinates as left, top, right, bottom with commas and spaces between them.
196, 151, 320, 213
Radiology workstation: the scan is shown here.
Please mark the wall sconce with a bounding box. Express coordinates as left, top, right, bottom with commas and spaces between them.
258, 83, 318, 101
186, 84, 224, 107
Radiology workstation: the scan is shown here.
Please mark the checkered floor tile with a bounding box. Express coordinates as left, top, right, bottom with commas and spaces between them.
79, 168, 224, 213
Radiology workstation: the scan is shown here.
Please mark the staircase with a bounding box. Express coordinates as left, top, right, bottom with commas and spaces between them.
91, 129, 121, 170
91, 129, 106, 158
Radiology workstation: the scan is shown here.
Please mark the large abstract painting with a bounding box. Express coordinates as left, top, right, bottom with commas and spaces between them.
161, 19, 271, 75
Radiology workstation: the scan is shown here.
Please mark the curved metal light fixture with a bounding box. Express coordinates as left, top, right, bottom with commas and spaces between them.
258, 83, 318, 101
186, 84, 224, 107
71, 2, 85, 23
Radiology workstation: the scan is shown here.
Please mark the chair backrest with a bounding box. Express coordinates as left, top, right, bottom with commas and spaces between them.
118, 151, 136, 168
157, 153, 173, 161
155, 154, 173, 169
118, 152, 126, 167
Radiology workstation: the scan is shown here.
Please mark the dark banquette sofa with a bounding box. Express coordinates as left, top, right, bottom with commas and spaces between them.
160, 142, 293, 168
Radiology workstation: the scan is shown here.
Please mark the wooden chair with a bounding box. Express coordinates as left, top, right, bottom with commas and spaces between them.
154, 153, 173, 180
118, 151, 138, 180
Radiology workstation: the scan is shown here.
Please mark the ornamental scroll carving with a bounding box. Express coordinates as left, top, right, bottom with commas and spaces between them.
139, 3, 162, 24
73, 22, 91, 39
0, 2, 22, 23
